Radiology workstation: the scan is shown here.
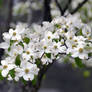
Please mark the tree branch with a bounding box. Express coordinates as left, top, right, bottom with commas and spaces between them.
22, 60, 55, 92
43, 0, 52, 22
55, 0, 72, 16
63, 0, 72, 14
71, 0, 88, 14
55, 0, 64, 15
6, 0, 13, 31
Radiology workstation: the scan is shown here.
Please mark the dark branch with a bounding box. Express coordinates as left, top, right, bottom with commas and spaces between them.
63, 0, 72, 14
6, 0, 13, 31
31, 61, 55, 92
22, 60, 55, 92
55, 0, 72, 16
55, 0, 64, 15
71, 0, 88, 14
43, 0, 52, 22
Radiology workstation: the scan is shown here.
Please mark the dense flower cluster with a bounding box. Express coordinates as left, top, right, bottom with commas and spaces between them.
0, 15, 92, 81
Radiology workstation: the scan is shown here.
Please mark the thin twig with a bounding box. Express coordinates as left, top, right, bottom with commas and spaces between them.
55, 0, 64, 15
71, 0, 88, 14
63, 0, 72, 14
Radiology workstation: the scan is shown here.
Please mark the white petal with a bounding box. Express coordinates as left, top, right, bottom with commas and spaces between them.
1, 60, 7, 65
23, 75, 29, 81
29, 74, 34, 80
15, 76, 19, 81
2, 70, 9, 77
0, 42, 9, 49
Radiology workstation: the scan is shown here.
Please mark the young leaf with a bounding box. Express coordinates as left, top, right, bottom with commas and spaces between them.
0, 70, 4, 80
23, 37, 30, 44
52, 38, 59, 43
18, 41, 24, 48
45, 53, 51, 58
8, 47, 11, 52
10, 40, 15, 46
15, 55, 21, 66
35, 59, 41, 67
54, 24, 61, 29
21, 77, 27, 85
32, 75, 38, 86
32, 78, 37, 86
9, 69, 15, 78
75, 57, 85, 68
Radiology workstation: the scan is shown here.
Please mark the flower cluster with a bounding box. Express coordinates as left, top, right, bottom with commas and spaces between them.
0, 15, 92, 81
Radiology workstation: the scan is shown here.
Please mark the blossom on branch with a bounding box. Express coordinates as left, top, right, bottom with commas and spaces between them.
0, 15, 92, 81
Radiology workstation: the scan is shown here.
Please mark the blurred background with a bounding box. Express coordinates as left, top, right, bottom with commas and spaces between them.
0, 0, 92, 92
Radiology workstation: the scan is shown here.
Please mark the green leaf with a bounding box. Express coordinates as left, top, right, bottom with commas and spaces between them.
21, 77, 27, 85
52, 38, 58, 43
15, 55, 21, 66
32, 77, 37, 86
54, 24, 61, 29
10, 40, 15, 46
76, 29, 83, 36
67, 53, 72, 57
8, 47, 11, 52
0, 70, 4, 80
45, 53, 51, 58
75, 57, 85, 68
9, 69, 15, 78
18, 41, 24, 48
23, 37, 30, 44
88, 53, 92, 57
35, 59, 41, 67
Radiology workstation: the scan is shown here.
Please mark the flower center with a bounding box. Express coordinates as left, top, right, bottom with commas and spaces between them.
54, 45, 57, 49
44, 46, 47, 49
25, 69, 29, 74
69, 37, 72, 40
26, 51, 30, 55
48, 36, 51, 39
74, 40, 77, 42
72, 44, 76, 48
79, 48, 83, 53
3, 65, 8, 69
13, 32, 16, 36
